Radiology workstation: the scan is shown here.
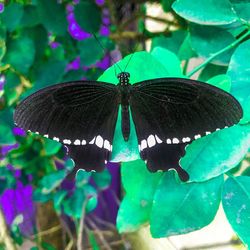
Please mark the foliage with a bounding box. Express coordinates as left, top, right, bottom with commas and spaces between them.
0, 0, 250, 249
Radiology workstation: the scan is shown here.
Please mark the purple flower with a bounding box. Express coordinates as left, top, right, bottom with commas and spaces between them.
0, 3, 4, 13
13, 127, 26, 137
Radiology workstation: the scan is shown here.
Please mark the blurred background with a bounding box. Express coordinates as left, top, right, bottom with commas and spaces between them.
0, 0, 250, 249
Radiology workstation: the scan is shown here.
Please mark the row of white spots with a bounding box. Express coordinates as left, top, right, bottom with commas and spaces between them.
27, 130, 112, 151
139, 126, 228, 151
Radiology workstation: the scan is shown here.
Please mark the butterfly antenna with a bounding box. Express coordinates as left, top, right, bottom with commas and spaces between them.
92, 33, 123, 75
123, 39, 142, 72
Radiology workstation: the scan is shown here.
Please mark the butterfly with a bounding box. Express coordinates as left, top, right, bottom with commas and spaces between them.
13, 71, 243, 182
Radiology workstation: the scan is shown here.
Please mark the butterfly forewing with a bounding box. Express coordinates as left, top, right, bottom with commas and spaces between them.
130, 78, 243, 180
14, 81, 119, 172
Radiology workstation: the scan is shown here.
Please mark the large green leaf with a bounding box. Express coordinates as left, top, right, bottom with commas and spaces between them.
190, 24, 236, 65
3, 35, 35, 74
151, 30, 187, 55
172, 0, 238, 25
231, 0, 250, 24
74, 1, 102, 33
199, 64, 227, 82
98, 51, 177, 162
117, 195, 149, 233
207, 74, 231, 92
222, 176, 250, 247
181, 125, 250, 182
0, 3, 24, 31
151, 47, 183, 77
117, 160, 162, 233
150, 173, 223, 237
36, 0, 67, 36
227, 40, 250, 124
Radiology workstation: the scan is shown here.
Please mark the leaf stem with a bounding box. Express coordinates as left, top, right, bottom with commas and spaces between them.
187, 30, 250, 77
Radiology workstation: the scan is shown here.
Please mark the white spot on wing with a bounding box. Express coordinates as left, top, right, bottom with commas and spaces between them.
155, 135, 162, 143
206, 131, 211, 135
104, 140, 111, 151
147, 134, 156, 148
74, 139, 81, 145
44, 134, 48, 138
96, 135, 103, 148
81, 139, 86, 145
194, 134, 201, 140
63, 139, 71, 144
141, 139, 147, 150
166, 139, 171, 144
89, 137, 96, 144
172, 138, 179, 144
35, 131, 39, 134
53, 137, 59, 142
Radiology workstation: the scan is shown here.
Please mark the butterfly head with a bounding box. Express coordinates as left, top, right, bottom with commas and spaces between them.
117, 72, 130, 86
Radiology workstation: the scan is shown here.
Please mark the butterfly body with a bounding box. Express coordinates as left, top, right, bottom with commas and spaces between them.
117, 72, 132, 141
14, 71, 243, 181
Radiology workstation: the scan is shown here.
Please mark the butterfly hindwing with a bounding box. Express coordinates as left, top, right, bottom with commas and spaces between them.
14, 81, 119, 172
130, 78, 243, 180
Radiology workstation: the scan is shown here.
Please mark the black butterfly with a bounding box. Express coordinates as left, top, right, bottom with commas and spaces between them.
14, 72, 243, 181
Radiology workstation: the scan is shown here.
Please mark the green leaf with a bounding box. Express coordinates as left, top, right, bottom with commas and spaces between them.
43, 138, 62, 156
33, 188, 53, 202
181, 125, 250, 182
74, 1, 102, 33
190, 24, 236, 65
98, 52, 170, 162
20, 5, 40, 27
0, 122, 15, 145
161, 0, 175, 12
227, 39, 250, 124
231, 0, 250, 24
23, 25, 48, 62
30, 56, 67, 92
92, 168, 111, 190
117, 196, 149, 233
151, 47, 183, 77
3, 35, 35, 74
86, 196, 98, 213
53, 190, 68, 213
117, 160, 162, 233
38, 170, 67, 194
63, 188, 86, 218
178, 33, 197, 60
0, 3, 24, 31
151, 30, 187, 55
222, 176, 250, 247
199, 63, 227, 82
172, 0, 238, 25
78, 36, 113, 66
207, 74, 231, 92
76, 169, 91, 188
36, 0, 67, 36
150, 173, 223, 237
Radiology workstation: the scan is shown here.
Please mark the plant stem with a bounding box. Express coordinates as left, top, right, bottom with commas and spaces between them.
77, 200, 87, 250
0, 207, 17, 250
187, 30, 250, 77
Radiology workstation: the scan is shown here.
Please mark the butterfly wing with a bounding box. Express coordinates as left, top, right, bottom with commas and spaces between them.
130, 77, 243, 181
14, 81, 119, 172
